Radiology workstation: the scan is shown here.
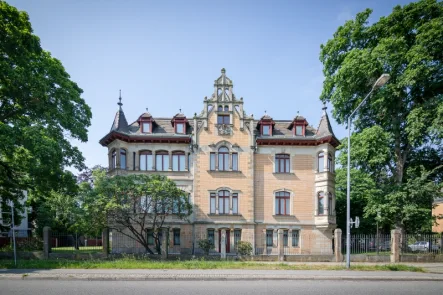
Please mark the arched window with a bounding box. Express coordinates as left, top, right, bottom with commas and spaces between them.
139, 151, 153, 171
155, 151, 169, 171
218, 190, 230, 214
224, 105, 229, 112
172, 151, 186, 171
120, 149, 126, 170
218, 147, 229, 171
328, 193, 333, 215
275, 154, 290, 173
327, 153, 333, 172
111, 149, 117, 169
275, 191, 290, 215
218, 105, 223, 112
318, 152, 325, 172
318, 192, 325, 215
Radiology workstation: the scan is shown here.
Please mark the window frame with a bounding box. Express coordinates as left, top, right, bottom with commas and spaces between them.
175, 122, 185, 134
232, 193, 238, 214
207, 229, 215, 246
120, 149, 127, 170
266, 230, 273, 247
139, 150, 153, 171
155, 151, 169, 171
218, 190, 230, 214
111, 150, 117, 169
283, 230, 289, 247
210, 193, 216, 214
218, 147, 229, 171
275, 154, 290, 173
275, 191, 290, 215
328, 192, 333, 215
142, 121, 152, 133
327, 153, 333, 172
210, 153, 216, 171
172, 151, 186, 171
318, 192, 325, 215
217, 114, 230, 125
262, 124, 272, 136
173, 229, 180, 246
318, 152, 325, 172
232, 153, 238, 171
292, 230, 300, 247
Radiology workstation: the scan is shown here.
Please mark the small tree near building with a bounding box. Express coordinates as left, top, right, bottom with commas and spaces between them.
94, 174, 192, 254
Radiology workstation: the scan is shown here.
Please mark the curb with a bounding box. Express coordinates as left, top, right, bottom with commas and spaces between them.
1, 274, 442, 281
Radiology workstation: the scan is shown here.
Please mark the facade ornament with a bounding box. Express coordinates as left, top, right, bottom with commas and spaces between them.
217, 124, 232, 135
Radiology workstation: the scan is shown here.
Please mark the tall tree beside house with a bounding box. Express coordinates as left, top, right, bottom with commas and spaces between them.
92, 174, 192, 254
0, 1, 91, 231
320, 0, 443, 233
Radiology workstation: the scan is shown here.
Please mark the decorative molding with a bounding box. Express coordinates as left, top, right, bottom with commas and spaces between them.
216, 124, 233, 135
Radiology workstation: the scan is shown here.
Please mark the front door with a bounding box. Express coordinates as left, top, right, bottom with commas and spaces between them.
218, 230, 230, 253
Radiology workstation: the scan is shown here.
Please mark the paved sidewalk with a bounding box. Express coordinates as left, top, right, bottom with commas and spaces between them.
1, 267, 443, 281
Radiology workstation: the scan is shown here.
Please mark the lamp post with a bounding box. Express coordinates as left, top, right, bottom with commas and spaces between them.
346, 74, 390, 269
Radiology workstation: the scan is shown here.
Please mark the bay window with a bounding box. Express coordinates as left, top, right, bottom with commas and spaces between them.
318, 192, 325, 215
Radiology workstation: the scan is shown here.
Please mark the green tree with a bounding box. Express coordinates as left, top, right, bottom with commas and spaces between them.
320, 0, 443, 232
93, 174, 192, 254
0, 1, 91, 230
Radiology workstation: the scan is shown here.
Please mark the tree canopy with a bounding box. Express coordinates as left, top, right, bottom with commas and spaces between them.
0, 1, 91, 230
320, 0, 443, 232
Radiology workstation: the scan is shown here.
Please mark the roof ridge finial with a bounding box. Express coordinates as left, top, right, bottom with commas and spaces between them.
179, 108, 182, 113
146, 108, 148, 112
264, 110, 267, 114
322, 101, 327, 115
118, 90, 123, 109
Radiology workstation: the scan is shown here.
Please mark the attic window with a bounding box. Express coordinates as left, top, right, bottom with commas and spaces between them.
262, 124, 271, 136
142, 122, 151, 133
176, 123, 185, 134
295, 125, 303, 136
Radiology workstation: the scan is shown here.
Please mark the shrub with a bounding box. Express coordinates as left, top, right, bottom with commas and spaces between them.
197, 239, 214, 255
236, 241, 252, 256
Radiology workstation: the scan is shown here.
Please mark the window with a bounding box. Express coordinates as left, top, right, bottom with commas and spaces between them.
318, 152, 324, 172
275, 154, 290, 173
210, 193, 216, 214
266, 230, 273, 247
147, 229, 154, 245
283, 230, 289, 247
173, 229, 180, 246
262, 125, 271, 136
217, 115, 230, 124
210, 153, 216, 170
232, 153, 238, 171
328, 193, 333, 215
318, 192, 325, 215
224, 105, 229, 112
295, 125, 303, 136
139, 151, 153, 171
218, 147, 229, 171
172, 152, 186, 171
218, 190, 230, 214
232, 193, 238, 214
234, 229, 241, 248
218, 105, 223, 112
156, 151, 169, 171
142, 122, 151, 133
176, 123, 185, 134
120, 149, 126, 169
208, 229, 215, 245
111, 150, 117, 169
275, 191, 290, 215
327, 153, 333, 172
292, 230, 299, 247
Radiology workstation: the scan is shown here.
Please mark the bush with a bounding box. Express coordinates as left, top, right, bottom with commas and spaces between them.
197, 239, 214, 255
236, 241, 252, 256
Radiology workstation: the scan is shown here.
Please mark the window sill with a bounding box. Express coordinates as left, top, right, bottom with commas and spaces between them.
208, 213, 241, 216
272, 214, 294, 217
207, 170, 241, 173
272, 172, 294, 175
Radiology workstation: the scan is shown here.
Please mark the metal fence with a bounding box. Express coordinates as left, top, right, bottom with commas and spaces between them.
0, 230, 42, 251
341, 234, 391, 255
51, 232, 102, 252
402, 233, 442, 255
255, 232, 333, 255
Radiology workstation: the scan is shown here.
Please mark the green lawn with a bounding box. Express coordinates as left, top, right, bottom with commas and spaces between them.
0, 258, 424, 272
51, 246, 103, 254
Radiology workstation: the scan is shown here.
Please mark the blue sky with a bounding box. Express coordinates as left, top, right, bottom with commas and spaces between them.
9, 0, 412, 172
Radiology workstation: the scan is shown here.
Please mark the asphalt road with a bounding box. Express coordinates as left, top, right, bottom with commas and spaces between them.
1, 280, 442, 295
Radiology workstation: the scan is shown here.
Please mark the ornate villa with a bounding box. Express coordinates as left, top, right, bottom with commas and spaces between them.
99, 69, 339, 255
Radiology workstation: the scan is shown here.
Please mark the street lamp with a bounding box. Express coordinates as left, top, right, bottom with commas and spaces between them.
346, 74, 390, 269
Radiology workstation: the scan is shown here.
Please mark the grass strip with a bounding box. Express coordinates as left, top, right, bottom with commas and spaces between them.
0, 259, 424, 272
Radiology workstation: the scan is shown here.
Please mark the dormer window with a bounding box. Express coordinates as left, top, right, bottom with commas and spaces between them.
142, 122, 151, 133
217, 115, 230, 124
176, 123, 185, 134
262, 125, 271, 136
289, 115, 308, 137
295, 125, 303, 136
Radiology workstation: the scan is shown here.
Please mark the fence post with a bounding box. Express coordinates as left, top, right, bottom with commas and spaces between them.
334, 229, 343, 262
161, 228, 169, 259
43, 226, 51, 260
102, 228, 110, 257
278, 229, 284, 261
390, 229, 401, 263
220, 229, 226, 259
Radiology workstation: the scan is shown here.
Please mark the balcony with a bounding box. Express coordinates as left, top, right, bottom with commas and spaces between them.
314, 214, 336, 230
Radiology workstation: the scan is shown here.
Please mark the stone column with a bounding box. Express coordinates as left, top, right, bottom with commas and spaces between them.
43, 226, 51, 260
221, 229, 227, 259
288, 229, 293, 248
230, 229, 235, 254
391, 229, 401, 263
168, 151, 173, 171
214, 228, 219, 253
102, 227, 110, 257
161, 228, 169, 259
278, 229, 284, 261
334, 229, 343, 262
263, 229, 267, 255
